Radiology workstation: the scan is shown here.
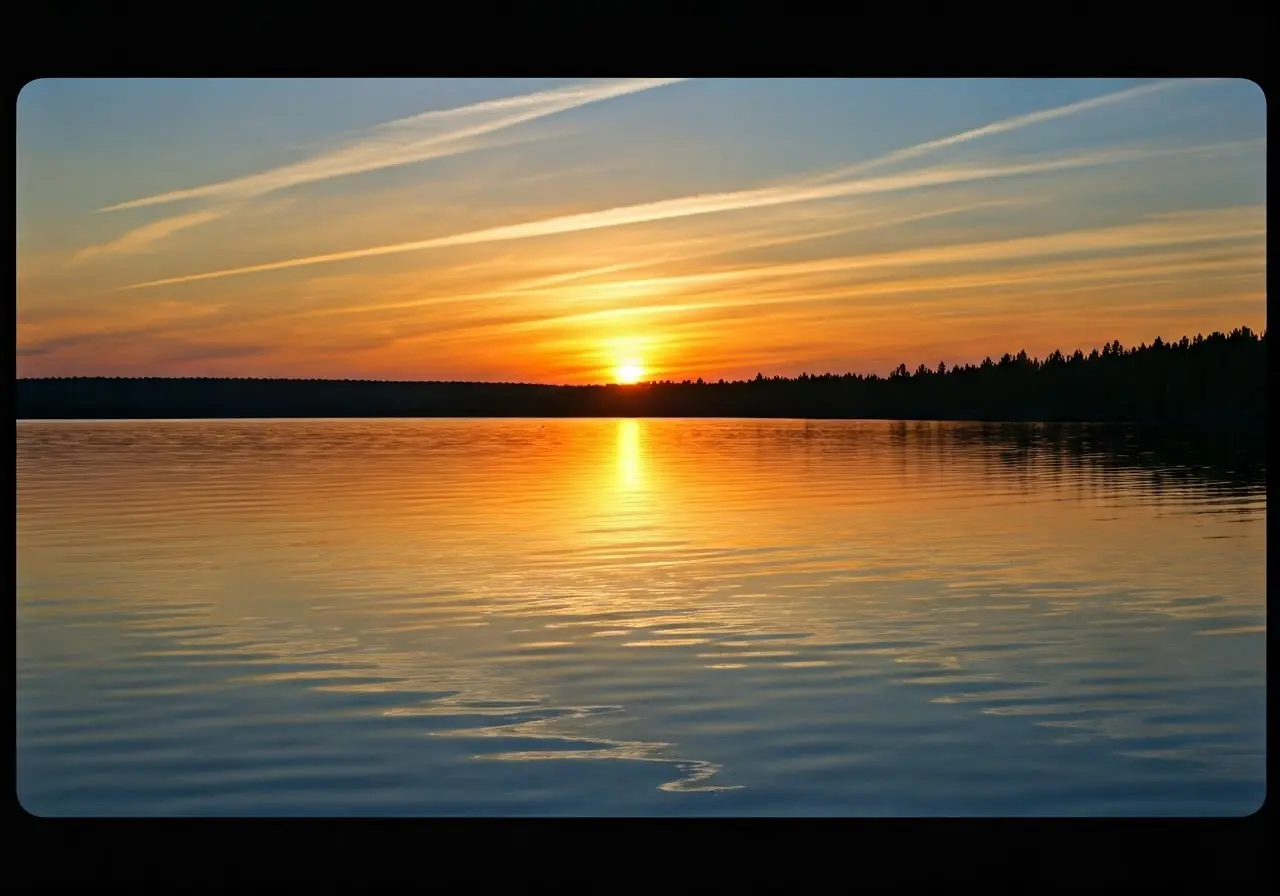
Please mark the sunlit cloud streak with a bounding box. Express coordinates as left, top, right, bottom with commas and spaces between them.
99, 79, 686, 213
77, 79, 685, 261
71, 207, 229, 263
85, 79, 1183, 265
121, 139, 1257, 291
287, 198, 1031, 322
62, 208, 1255, 369
28, 203, 1260, 369
804, 79, 1204, 184
285, 209, 1260, 344
548, 205, 1263, 297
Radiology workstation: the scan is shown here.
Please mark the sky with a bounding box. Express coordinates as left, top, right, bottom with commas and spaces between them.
16, 78, 1267, 384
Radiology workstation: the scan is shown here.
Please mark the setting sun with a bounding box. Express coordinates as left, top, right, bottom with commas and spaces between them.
615, 363, 645, 385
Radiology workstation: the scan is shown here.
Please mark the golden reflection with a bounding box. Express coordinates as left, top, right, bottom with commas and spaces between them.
615, 420, 643, 491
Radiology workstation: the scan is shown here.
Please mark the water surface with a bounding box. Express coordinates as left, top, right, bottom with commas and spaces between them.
17, 419, 1266, 815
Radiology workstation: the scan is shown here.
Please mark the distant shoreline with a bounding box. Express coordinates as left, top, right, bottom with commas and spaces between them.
12, 410, 1268, 427
15, 327, 1266, 426
14, 379, 1264, 428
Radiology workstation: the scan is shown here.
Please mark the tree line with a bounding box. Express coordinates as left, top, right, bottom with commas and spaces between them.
16, 326, 1267, 426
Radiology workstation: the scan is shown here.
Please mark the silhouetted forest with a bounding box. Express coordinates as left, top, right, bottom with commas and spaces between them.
16, 326, 1267, 426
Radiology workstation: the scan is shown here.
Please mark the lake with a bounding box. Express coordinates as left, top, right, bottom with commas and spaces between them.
16, 419, 1266, 816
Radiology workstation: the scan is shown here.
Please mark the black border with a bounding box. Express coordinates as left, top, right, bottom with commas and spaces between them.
9, 1, 1273, 887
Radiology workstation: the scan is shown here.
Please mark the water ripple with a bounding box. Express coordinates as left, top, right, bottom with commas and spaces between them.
17, 419, 1265, 816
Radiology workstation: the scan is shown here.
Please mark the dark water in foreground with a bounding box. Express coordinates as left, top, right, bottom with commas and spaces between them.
16, 419, 1265, 816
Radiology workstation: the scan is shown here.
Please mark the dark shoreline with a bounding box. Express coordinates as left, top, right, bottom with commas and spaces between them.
14, 377, 1265, 427
17, 326, 1265, 425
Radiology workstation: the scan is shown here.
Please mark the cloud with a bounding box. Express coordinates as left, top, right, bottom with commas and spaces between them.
593, 204, 1264, 294
49, 204, 1257, 371
340, 206, 1262, 341
74, 79, 685, 264
804, 79, 1206, 185
121, 139, 1258, 291
291, 197, 1034, 322
17, 320, 191, 358
70, 207, 230, 263
98, 79, 686, 213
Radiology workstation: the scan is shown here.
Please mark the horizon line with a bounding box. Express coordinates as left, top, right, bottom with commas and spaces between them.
16, 324, 1266, 387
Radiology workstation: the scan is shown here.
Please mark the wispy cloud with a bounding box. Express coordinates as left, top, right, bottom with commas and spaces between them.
291, 197, 1033, 322
571, 204, 1264, 296
87, 205, 1253, 371
71, 207, 229, 263
294, 206, 1261, 349
78, 79, 685, 262
121, 138, 1258, 290
21, 78, 1267, 383
806, 79, 1204, 184
99, 79, 685, 213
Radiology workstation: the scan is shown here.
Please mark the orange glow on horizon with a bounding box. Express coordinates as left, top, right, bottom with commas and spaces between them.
14, 80, 1266, 382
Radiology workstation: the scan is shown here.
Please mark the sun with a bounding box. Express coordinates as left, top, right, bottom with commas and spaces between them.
615, 362, 645, 385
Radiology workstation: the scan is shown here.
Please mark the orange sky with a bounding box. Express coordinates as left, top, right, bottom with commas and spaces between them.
16, 79, 1267, 384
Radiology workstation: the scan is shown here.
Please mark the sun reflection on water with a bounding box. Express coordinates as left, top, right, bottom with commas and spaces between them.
615, 420, 643, 492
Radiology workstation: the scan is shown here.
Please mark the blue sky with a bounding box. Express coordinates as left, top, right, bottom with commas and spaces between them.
16, 78, 1267, 382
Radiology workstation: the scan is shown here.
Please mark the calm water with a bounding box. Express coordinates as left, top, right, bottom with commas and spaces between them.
17, 419, 1266, 816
